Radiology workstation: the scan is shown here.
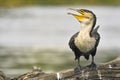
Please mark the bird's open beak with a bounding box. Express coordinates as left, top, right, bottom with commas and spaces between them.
67, 8, 85, 22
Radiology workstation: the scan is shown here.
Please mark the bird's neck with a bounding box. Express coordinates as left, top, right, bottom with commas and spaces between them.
80, 21, 94, 36
74, 20, 97, 53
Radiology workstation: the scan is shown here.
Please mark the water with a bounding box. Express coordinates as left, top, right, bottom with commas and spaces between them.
0, 6, 120, 77
0, 6, 120, 49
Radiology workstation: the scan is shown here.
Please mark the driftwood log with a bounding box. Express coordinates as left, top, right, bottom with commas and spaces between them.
1, 56, 120, 80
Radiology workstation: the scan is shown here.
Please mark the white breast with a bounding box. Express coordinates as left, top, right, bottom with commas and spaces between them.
74, 32, 96, 53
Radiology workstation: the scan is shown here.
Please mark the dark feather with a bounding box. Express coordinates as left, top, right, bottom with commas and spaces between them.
84, 54, 90, 60
69, 32, 81, 60
91, 25, 100, 47
89, 25, 100, 57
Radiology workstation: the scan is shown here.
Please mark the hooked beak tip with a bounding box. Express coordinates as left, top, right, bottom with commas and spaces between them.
67, 8, 78, 15
67, 12, 72, 15
68, 8, 77, 11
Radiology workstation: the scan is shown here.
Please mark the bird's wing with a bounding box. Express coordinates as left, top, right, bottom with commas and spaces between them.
93, 25, 100, 33
69, 32, 79, 50
69, 32, 80, 60
91, 25, 100, 47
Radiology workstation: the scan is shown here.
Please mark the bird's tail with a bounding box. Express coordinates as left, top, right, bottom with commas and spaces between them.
84, 55, 90, 60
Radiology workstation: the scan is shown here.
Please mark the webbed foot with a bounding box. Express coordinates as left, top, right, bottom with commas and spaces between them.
74, 65, 83, 73
87, 63, 97, 70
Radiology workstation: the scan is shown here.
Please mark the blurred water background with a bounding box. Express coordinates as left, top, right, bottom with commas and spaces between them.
0, 1, 120, 77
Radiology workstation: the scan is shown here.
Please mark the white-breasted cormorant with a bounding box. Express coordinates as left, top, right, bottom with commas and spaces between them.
68, 8, 100, 72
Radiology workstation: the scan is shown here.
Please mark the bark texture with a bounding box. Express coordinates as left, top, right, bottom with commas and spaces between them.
1, 57, 120, 80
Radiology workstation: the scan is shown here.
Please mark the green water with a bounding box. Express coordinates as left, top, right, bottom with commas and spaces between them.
0, 0, 120, 8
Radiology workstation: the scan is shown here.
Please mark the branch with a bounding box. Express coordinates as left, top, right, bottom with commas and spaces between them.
1, 57, 120, 80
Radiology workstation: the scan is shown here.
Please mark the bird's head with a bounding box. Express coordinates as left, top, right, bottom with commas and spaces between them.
68, 8, 96, 27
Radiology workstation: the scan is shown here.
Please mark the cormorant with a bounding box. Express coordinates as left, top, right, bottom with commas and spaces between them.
68, 8, 100, 72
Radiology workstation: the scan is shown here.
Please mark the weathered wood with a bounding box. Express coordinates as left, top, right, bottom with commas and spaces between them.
1, 57, 120, 80
0, 71, 10, 80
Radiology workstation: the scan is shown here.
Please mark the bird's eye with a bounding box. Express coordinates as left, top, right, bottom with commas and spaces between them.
80, 9, 84, 12
80, 10, 84, 14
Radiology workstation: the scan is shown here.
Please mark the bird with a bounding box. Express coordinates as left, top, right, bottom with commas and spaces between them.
68, 8, 100, 72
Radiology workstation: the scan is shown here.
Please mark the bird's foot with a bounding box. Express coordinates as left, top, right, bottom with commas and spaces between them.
87, 63, 97, 70
74, 65, 83, 73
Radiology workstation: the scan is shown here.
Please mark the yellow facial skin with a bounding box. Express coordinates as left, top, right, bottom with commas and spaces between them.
68, 8, 92, 23
71, 14, 86, 22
